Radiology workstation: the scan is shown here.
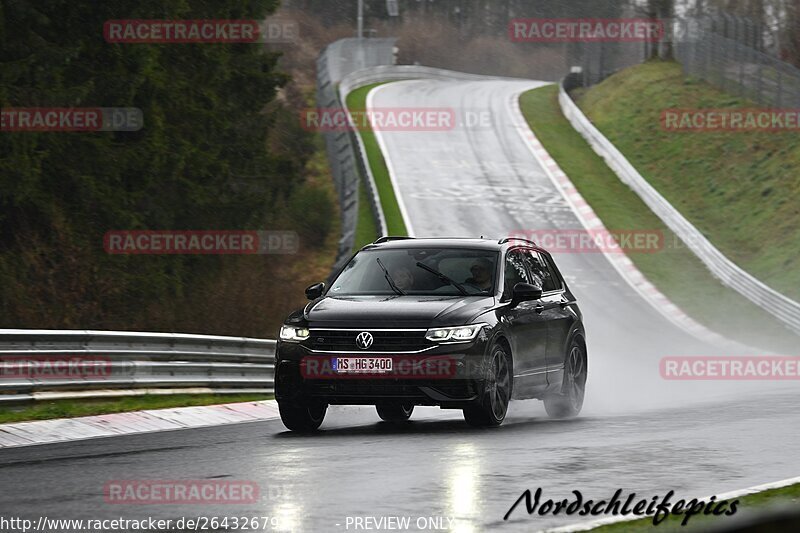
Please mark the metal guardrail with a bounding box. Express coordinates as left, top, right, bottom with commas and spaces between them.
339, 65, 521, 91
0, 329, 275, 403
558, 82, 800, 336
317, 52, 358, 270
316, 38, 397, 275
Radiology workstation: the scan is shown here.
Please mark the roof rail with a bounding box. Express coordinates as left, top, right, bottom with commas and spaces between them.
498, 237, 537, 246
373, 236, 415, 244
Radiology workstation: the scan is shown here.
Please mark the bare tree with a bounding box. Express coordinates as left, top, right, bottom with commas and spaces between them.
644, 0, 675, 59
782, 0, 800, 65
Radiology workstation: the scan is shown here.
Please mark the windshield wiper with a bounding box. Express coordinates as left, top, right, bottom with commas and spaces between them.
376, 257, 405, 296
415, 261, 468, 296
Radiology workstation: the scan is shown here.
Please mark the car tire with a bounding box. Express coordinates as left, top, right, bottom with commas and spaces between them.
463, 343, 512, 427
544, 337, 587, 419
278, 401, 327, 432
376, 403, 414, 423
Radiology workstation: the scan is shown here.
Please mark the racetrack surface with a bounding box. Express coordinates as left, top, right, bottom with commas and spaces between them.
0, 393, 798, 532
1, 73, 798, 532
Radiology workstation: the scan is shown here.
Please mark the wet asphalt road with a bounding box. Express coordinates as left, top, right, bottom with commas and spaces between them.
1, 73, 798, 532
1, 391, 798, 532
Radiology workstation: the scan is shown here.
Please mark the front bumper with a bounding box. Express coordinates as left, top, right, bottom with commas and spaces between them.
275, 338, 489, 407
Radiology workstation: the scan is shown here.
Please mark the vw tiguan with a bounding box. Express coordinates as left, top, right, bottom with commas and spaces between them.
274, 237, 587, 432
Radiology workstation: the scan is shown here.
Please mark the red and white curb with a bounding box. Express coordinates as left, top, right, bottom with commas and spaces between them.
506, 89, 744, 351
0, 400, 280, 448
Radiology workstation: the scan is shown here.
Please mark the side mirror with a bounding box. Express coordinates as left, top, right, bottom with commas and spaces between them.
511, 282, 542, 307
305, 282, 326, 300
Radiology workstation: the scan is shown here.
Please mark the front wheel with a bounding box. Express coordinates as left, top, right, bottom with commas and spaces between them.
278, 401, 327, 432
376, 403, 414, 423
463, 344, 512, 427
544, 338, 587, 419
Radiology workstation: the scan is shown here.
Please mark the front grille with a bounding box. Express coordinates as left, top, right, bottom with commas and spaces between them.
308, 329, 432, 353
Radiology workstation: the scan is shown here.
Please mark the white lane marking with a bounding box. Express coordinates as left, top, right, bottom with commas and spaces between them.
0, 400, 280, 448
504, 87, 751, 353
367, 83, 417, 237
543, 475, 800, 532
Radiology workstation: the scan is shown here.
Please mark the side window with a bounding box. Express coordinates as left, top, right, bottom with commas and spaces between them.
503, 250, 531, 298
524, 250, 559, 292
540, 253, 563, 292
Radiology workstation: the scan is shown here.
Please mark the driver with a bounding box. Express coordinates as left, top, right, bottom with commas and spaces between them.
464, 258, 493, 291
390, 266, 414, 291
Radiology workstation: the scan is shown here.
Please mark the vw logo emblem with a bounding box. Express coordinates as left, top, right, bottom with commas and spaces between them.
355, 331, 374, 350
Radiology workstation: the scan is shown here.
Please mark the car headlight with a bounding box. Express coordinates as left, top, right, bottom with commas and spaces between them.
425, 324, 485, 343
280, 325, 310, 342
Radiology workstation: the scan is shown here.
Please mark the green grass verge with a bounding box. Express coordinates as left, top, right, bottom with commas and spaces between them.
519, 84, 797, 352
577, 61, 800, 303
588, 482, 800, 532
0, 393, 272, 424
346, 83, 409, 238
354, 164, 380, 250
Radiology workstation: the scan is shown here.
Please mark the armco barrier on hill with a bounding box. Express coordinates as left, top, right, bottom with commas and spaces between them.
316, 38, 396, 276
559, 81, 800, 335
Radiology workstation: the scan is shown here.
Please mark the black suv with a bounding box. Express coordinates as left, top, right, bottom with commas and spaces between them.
275, 237, 587, 432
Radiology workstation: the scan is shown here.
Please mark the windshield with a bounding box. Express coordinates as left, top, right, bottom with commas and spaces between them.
329, 248, 498, 296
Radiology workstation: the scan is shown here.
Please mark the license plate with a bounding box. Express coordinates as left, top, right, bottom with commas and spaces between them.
333, 357, 393, 374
